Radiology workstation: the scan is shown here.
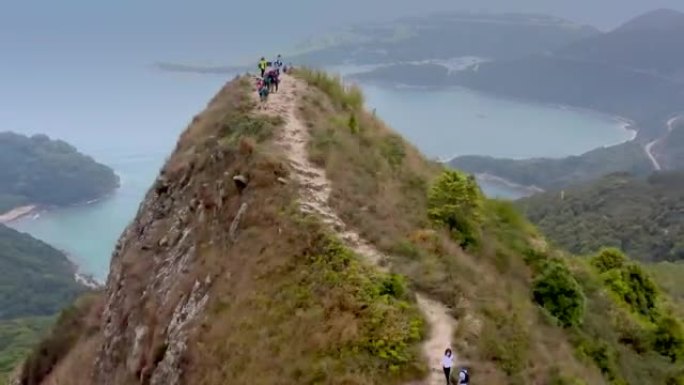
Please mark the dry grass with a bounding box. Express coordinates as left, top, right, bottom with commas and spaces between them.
295, 69, 607, 385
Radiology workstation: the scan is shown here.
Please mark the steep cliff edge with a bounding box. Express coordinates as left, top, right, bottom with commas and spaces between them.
17, 71, 684, 385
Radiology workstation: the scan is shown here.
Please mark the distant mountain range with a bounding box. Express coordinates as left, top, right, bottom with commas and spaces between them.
290, 12, 598, 66
331, 9, 684, 188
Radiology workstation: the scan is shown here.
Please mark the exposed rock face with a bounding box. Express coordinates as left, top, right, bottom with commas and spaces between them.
90, 80, 253, 385
94, 170, 213, 385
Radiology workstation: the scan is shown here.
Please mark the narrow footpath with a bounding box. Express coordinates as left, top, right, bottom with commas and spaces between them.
254, 73, 457, 384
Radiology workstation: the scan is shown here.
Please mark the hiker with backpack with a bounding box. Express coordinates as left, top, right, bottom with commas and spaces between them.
273, 54, 283, 70
458, 368, 469, 385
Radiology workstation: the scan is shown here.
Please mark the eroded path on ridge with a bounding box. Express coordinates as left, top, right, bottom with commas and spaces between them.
254, 74, 457, 385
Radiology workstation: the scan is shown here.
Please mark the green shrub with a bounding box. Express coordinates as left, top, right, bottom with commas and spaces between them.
652, 316, 684, 363
592, 248, 627, 273
427, 170, 483, 247
532, 261, 586, 327
602, 263, 659, 319
591, 249, 660, 319
380, 134, 406, 170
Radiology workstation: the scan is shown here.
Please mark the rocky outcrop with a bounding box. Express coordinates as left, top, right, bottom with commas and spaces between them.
89, 80, 255, 385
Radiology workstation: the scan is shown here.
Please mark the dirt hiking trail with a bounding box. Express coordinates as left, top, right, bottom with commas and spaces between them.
253, 73, 458, 384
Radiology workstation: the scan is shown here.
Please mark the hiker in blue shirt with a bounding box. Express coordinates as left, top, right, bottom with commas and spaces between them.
273, 54, 283, 70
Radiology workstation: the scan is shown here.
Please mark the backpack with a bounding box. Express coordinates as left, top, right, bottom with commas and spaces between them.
459, 369, 469, 384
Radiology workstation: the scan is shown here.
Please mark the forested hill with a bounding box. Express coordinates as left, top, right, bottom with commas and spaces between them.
450, 141, 654, 191
0, 224, 87, 382
0, 224, 85, 319
517, 171, 684, 262
0, 132, 119, 213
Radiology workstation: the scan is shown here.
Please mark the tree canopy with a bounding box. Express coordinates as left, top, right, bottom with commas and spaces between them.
0, 132, 119, 213
518, 171, 684, 262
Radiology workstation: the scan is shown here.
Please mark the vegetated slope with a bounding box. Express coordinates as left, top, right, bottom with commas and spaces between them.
450, 141, 654, 191
0, 224, 86, 383
293, 70, 684, 384
518, 171, 684, 262
291, 12, 598, 66
0, 317, 52, 385
0, 132, 119, 213
19, 72, 684, 385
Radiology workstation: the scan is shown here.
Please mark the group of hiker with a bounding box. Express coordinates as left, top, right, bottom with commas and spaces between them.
255, 54, 289, 103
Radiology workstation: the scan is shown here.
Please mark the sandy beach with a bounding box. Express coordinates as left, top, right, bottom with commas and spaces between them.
0, 205, 37, 223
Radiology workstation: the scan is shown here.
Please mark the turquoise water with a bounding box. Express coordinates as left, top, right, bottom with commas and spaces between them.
360, 84, 633, 160
4, 73, 632, 280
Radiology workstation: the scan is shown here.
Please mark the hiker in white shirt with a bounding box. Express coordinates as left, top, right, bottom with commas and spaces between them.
442, 348, 454, 384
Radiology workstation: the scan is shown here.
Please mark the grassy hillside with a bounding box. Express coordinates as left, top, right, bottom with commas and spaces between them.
21, 72, 684, 385
517, 171, 684, 262
295, 69, 684, 384
0, 132, 119, 213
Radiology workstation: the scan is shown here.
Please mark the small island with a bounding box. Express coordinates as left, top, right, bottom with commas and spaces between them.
0, 132, 120, 219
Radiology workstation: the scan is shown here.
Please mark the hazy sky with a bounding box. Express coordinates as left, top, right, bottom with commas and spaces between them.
2, 0, 684, 66
1, 0, 682, 148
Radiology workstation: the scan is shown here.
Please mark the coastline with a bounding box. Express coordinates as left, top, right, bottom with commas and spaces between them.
0, 205, 38, 224
351, 71, 640, 144
64, 251, 104, 289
